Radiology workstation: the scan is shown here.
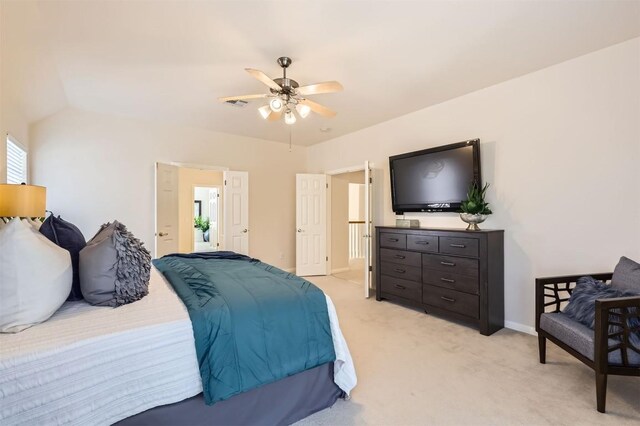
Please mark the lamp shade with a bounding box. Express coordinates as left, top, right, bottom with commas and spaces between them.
0, 184, 46, 217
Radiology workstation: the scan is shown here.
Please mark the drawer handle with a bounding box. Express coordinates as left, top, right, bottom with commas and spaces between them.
440, 277, 455, 283
394, 284, 406, 290
450, 243, 466, 248
394, 268, 406, 273
388, 238, 399, 242
441, 296, 456, 303
440, 261, 456, 267
394, 255, 406, 259
415, 241, 429, 245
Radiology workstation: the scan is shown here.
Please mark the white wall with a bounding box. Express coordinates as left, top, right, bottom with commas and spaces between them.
0, 0, 68, 182
308, 38, 640, 333
349, 184, 365, 222
30, 108, 307, 269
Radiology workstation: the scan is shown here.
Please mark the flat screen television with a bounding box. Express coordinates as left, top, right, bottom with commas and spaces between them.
389, 139, 481, 214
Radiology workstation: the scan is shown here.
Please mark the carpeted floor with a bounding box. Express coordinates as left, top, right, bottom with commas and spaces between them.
297, 275, 640, 425
332, 258, 365, 286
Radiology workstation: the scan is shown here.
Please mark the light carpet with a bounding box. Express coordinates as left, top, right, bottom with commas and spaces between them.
297, 275, 639, 425
333, 258, 366, 286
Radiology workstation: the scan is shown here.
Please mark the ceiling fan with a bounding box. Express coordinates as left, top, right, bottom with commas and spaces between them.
219, 57, 343, 125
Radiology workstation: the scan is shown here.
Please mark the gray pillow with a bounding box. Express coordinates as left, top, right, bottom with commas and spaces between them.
79, 221, 151, 307
611, 256, 640, 293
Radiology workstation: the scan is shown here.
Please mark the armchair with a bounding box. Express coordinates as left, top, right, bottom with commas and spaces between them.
535, 273, 640, 413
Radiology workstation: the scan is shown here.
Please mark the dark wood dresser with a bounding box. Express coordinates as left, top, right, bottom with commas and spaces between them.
375, 226, 504, 335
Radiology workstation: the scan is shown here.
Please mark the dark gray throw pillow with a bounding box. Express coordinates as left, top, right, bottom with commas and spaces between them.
79, 221, 151, 307
40, 214, 87, 301
611, 256, 640, 293
563, 276, 639, 348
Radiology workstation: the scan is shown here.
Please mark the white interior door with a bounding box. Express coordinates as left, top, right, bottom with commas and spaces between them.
155, 162, 179, 257
364, 161, 373, 298
296, 174, 327, 276
223, 171, 249, 255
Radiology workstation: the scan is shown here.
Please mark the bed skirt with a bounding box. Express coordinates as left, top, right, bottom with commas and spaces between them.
116, 362, 344, 426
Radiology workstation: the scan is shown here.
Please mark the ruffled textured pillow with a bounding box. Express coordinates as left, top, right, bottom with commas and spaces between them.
79, 221, 151, 307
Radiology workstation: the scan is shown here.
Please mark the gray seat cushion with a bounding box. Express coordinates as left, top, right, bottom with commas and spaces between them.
611, 256, 640, 293
540, 312, 640, 366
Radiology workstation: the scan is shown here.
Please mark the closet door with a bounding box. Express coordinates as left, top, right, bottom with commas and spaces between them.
295, 174, 327, 276
223, 171, 249, 255
155, 162, 179, 257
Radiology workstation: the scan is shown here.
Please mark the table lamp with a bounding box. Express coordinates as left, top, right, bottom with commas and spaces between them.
0, 184, 46, 218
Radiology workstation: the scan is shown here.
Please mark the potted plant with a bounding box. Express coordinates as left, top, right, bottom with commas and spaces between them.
194, 216, 211, 242
459, 182, 492, 231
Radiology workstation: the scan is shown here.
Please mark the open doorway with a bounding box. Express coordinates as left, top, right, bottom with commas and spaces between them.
193, 186, 221, 252
295, 161, 372, 297
155, 163, 250, 258
330, 171, 366, 286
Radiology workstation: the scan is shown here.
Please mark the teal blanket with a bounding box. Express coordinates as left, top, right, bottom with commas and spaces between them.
153, 254, 336, 404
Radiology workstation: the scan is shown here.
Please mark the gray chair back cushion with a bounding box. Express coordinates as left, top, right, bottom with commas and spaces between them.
611, 256, 640, 293
79, 221, 151, 307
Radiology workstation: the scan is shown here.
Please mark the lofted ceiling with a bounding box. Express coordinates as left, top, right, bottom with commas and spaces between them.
6, 0, 640, 146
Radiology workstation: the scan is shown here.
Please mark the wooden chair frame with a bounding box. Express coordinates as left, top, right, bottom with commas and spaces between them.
535, 273, 640, 413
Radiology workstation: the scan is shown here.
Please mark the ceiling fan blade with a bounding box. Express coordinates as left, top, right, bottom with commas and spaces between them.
218, 93, 267, 102
267, 109, 282, 121
245, 68, 282, 91
298, 99, 337, 118
296, 81, 343, 96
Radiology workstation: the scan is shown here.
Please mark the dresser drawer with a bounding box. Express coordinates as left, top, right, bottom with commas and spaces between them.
379, 233, 406, 249
439, 236, 479, 257
406, 235, 438, 253
423, 268, 479, 295
422, 254, 478, 277
380, 262, 421, 282
380, 248, 421, 267
380, 275, 421, 301
423, 285, 479, 319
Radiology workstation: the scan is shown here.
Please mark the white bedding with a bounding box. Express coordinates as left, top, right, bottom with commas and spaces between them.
0, 267, 356, 425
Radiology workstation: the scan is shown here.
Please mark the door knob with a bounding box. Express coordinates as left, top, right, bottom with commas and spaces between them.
158, 232, 168, 237
242, 229, 248, 233
297, 228, 303, 233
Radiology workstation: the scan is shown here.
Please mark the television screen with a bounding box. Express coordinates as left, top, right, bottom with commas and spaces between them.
390, 140, 481, 213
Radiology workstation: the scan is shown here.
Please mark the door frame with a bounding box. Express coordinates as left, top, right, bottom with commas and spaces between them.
325, 163, 374, 296
154, 162, 229, 258
191, 184, 222, 252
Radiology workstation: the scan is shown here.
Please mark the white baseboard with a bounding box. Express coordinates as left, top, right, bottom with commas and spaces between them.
504, 320, 536, 336
282, 267, 295, 273
331, 267, 350, 274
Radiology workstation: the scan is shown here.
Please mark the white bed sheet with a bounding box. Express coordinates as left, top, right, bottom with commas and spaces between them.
0, 267, 357, 426
0, 268, 203, 426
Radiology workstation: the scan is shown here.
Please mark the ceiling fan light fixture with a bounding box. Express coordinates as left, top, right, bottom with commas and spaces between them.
269, 97, 284, 112
296, 104, 311, 119
284, 109, 296, 125
258, 105, 271, 119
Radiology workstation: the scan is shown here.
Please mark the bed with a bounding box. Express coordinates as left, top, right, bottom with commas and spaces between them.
0, 254, 356, 425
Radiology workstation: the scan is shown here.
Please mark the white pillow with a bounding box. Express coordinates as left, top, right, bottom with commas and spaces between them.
0, 218, 72, 333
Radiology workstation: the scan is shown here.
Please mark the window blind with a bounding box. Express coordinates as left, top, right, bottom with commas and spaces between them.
7, 137, 27, 184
